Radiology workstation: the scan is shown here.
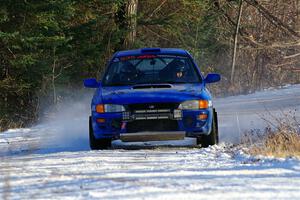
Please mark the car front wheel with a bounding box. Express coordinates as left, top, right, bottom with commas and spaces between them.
89, 117, 111, 150
197, 108, 219, 147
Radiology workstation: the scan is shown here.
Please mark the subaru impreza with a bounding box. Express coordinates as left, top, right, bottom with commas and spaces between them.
84, 48, 220, 149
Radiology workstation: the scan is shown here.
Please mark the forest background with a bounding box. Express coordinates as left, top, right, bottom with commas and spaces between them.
0, 0, 299, 131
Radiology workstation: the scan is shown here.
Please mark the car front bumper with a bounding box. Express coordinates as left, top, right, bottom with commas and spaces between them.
91, 108, 213, 139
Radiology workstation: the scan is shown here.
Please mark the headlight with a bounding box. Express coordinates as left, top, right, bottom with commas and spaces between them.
96, 104, 125, 113
179, 100, 212, 110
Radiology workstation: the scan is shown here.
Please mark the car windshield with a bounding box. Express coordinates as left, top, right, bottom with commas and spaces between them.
102, 55, 201, 86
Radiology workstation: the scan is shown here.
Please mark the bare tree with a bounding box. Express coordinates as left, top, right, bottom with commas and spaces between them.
230, 0, 243, 84
244, 0, 300, 39
124, 0, 138, 49
52, 47, 57, 105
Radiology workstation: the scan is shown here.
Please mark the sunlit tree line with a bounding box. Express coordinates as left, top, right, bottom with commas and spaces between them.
0, 0, 299, 130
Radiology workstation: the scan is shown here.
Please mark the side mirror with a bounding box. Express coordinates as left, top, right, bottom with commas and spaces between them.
83, 78, 100, 88
204, 73, 221, 84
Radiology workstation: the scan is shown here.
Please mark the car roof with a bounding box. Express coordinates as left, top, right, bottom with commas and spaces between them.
114, 48, 189, 57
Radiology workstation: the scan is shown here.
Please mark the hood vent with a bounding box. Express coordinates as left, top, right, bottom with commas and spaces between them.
132, 84, 172, 89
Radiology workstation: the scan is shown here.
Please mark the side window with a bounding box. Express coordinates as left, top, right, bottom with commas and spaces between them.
104, 63, 120, 83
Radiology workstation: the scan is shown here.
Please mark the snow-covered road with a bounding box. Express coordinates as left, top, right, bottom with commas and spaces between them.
2, 145, 300, 200
1, 85, 300, 199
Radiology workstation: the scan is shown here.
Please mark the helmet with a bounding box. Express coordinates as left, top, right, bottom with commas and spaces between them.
120, 61, 139, 82
173, 60, 187, 76
121, 61, 136, 74
173, 60, 187, 74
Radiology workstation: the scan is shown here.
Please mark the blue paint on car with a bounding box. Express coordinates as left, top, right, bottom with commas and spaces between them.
84, 48, 220, 148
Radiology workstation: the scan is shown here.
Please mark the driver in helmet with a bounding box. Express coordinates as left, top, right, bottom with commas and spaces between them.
120, 61, 140, 82
173, 60, 188, 80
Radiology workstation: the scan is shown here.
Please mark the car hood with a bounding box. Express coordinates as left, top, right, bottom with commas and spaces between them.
101, 84, 206, 104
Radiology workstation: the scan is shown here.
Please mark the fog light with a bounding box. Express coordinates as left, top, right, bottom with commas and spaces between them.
96, 118, 105, 123
198, 113, 208, 120
123, 111, 130, 120
174, 109, 182, 119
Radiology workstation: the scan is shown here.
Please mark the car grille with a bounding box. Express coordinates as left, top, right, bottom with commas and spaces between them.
132, 109, 172, 120
126, 119, 179, 133
124, 103, 181, 121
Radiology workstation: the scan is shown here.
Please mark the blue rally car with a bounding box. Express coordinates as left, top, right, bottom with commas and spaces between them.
84, 48, 220, 149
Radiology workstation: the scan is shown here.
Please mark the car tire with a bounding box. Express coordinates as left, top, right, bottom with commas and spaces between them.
197, 108, 219, 147
89, 117, 111, 150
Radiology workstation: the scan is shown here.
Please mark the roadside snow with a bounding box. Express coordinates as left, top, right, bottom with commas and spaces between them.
1, 144, 300, 200
1, 84, 300, 199
215, 84, 300, 143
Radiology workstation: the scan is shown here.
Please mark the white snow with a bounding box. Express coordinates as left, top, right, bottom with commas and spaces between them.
1, 145, 300, 200
1, 84, 300, 199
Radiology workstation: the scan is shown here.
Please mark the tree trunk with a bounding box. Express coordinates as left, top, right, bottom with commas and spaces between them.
297, 0, 300, 33
124, 0, 138, 49
230, 0, 243, 84
52, 47, 57, 105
